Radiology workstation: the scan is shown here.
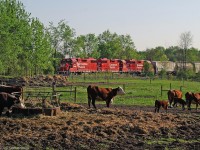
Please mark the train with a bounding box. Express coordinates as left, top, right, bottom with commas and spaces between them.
58, 57, 200, 75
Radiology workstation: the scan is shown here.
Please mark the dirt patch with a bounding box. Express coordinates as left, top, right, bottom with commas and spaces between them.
0, 103, 199, 149
0, 75, 69, 87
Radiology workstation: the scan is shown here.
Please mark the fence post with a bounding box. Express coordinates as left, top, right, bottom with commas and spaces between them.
74, 87, 77, 103
52, 81, 56, 92
70, 85, 72, 96
123, 84, 125, 92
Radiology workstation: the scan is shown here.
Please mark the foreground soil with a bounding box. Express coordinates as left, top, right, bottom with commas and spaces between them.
0, 103, 199, 150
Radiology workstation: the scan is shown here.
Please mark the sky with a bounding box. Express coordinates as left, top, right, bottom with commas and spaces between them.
20, 0, 200, 51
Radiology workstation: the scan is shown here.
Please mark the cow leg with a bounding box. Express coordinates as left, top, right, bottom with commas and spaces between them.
0, 107, 3, 116
157, 106, 160, 113
188, 100, 192, 110
155, 101, 158, 113
173, 100, 177, 108
169, 100, 172, 108
6, 106, 12, 117
6, 111, 11, 117
163, 105, 168, 113
91, 99, 96, 109
106, 100, 111, 107
88, 97, 91, 108
196, 103, 198, 112
182, 104, 185, 110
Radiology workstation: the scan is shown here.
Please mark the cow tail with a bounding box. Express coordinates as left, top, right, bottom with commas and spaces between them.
87, 85, 92, 108
155, 100, 158, 113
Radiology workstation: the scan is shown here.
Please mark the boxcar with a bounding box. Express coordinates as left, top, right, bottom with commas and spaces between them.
152, 61, 176, 74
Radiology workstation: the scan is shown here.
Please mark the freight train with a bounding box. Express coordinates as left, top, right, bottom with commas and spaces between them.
58, 58, 200, 75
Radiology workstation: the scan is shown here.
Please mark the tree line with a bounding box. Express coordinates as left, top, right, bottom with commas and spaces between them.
1, 0, 200, 77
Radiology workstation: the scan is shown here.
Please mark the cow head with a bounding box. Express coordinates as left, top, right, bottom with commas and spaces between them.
117, 87, 125, 95
12, 94, 25, 108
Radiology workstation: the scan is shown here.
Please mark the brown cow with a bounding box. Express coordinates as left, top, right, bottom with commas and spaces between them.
87, 85, 125, 109
0, 92, 24, 116
185, 92, 200, 110
155, 100, 168, 113
167, 90, 182, 107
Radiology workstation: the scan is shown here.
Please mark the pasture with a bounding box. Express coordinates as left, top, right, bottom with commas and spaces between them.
52, 74, 200, 108
1, 74, 200, 149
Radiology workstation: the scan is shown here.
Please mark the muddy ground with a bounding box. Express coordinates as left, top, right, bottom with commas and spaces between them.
0, 103, 199, 150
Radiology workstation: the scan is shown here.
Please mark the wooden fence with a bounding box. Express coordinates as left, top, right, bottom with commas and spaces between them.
161, 83, 183, 97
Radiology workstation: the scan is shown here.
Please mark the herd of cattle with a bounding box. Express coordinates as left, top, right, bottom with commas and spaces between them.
87, 85, 200, 113
0, 84, 200, 116
155, 89, 200, 113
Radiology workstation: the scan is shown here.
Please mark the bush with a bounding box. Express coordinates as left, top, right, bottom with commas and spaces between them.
176, 69, 195, 80
158, 69, 167, 79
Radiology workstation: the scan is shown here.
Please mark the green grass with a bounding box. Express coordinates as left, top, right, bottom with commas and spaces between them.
146, 137, 200, 146
57, 75, 200, 106
23, 74, 200, 107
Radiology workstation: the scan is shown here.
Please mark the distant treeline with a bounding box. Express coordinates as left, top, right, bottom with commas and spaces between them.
1, 0, 200, 76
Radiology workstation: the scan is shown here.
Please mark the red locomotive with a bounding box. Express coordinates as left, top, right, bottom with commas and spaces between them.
58, 58, 200, 75
58, 57, 147, 75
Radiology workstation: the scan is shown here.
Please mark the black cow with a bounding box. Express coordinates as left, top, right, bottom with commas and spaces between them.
0, 92, 23, 116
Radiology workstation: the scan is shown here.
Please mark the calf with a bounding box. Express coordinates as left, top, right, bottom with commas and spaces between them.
0, 92, 24, 116
87, 85, 125, 109
155, 100, 168, 113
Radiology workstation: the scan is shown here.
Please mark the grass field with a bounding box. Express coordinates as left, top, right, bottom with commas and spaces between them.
51, 73, 200, 107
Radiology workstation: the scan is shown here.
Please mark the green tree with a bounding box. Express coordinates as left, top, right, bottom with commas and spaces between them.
0, 0, 53, 76
118, 35, 137, 59
187, 47, 200, 62
165, 46, 182, 61
0, 0, 31, 75
145, 46, 168, 61
47, 20, 75, 72
74, 34, 100, 58
29, 18, 53, 75
98, 30, 137, 59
